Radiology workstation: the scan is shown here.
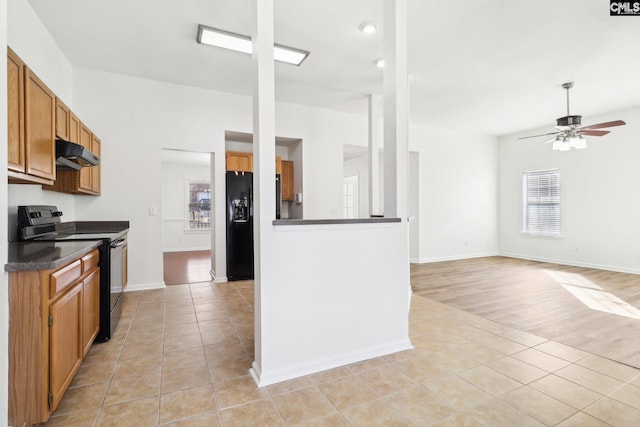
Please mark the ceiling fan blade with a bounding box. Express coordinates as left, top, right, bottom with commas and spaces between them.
578, 120, 626, 130
518, 131, 561, 140
542, 137, 557, 144
579, 130, 610, 137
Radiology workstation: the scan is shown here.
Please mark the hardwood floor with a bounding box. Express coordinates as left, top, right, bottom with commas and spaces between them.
163, 250, 212, 285
411, 256, 640, 368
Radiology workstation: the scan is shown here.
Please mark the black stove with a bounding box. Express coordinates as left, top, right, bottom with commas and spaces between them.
18, 205, 129, 342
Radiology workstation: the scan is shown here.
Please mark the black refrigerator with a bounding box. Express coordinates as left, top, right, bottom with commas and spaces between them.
226, 171, 254, 280
226, 171, 281, 281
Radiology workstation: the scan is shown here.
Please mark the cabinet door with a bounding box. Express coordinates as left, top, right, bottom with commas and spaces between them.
79, 123, 92, 191
24, 68, 56, 181
281, 160, 294, 201
7, 48, 25, 173
49, 284, 83, 412
276, 156, 282, 175
81, 269, 100, 357
226, 151, 253, 172
55, 98, 70, 140
91, 135, 101, 194
69, 112, 80, 143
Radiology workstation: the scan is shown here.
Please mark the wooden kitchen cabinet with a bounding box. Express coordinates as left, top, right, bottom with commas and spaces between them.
226, 151, 253, 172
7, 47, 25, 174
281, 160, 294, 201
81, 268, 100, 357
7, 47, 56, 185
55, 97, 71, 140
8, 249, 100, 426
225, 151, 287, 178
49, 283, 83, 411
69, 111, 80, 143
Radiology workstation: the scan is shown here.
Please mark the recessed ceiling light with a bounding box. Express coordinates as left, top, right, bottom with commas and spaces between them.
374, 59, 385, 68
196, 24, 309, 66
359, 22, 378, 34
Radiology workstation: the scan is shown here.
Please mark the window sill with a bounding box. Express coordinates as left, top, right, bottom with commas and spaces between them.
520, 232, 563, 239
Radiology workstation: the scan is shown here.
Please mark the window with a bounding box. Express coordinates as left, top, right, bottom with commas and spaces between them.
343, 175, 359, 219
522, 169, 560, 236
187, 181, 211, 230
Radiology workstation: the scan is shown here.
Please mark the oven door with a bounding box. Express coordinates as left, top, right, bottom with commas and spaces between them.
110, 237, 126, 295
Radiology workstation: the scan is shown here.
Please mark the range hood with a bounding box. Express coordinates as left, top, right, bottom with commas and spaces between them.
55, 139, 100, 171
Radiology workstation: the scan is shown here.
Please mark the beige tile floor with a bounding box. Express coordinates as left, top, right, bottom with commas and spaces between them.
43, 280, 640, 426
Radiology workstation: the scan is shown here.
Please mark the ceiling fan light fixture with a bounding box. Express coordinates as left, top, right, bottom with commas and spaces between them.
570, 135, 587, 150
196, 24, 309, 66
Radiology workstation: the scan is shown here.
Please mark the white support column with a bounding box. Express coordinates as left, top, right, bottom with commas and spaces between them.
250, 0, 276, 382
368, 94, 382, 216
383, 0, 409, 219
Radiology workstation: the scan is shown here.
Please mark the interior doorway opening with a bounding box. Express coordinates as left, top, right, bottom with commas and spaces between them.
161, 148, 214, 285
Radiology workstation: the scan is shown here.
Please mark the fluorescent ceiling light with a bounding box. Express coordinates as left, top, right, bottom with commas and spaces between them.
197, 24, 309, 66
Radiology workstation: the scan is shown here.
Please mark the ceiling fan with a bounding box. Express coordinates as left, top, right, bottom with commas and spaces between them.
519, 82, 626, 151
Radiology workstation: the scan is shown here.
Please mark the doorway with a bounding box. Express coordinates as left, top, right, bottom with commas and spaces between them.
161, 149, 214, 285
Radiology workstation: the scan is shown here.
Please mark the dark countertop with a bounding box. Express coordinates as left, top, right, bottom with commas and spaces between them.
273, 218, 401, 226
5, 240, 102, 272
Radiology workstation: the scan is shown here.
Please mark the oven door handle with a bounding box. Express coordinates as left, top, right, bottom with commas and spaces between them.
110, 239, 126, 248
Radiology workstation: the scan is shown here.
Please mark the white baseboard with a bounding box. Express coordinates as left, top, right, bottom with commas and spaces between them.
162, 247, 211, 253
211, 270, 228, 283
249, 339, 413, 387
124, 282, 166, 292
498, 252, 640, 275
411, 251, 499, 264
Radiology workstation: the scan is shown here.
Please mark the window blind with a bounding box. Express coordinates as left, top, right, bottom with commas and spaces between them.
522, 170, 560, 236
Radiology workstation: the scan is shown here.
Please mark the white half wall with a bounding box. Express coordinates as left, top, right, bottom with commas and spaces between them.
251, 221, 412, 386
498, 107, 640, 274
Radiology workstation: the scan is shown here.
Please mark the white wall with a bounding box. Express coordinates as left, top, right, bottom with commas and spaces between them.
161, 161, 211, 252
410, 124, 499, 262
498, 107, 640, 274
1, 0, 10, 423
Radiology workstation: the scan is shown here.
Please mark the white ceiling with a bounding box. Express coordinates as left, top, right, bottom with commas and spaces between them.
27, 0, 640, 136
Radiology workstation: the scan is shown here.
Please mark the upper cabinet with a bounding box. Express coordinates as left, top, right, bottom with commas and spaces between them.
226, 152, 286, 178
55, 98, 70, 141
7, 48, 25, 174
7, 47, 103, 195
281, 160, 294, 201
7, 47, 56, 185
226, 151, 253, 172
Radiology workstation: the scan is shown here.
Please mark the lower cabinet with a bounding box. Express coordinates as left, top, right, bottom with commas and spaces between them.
8, 249, 100, 426
81, 268, 101, 356
49, 284, 83, 411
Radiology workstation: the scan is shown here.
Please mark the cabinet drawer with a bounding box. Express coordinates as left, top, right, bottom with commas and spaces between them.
50, 260, 82, 299
81, 250, 99, 273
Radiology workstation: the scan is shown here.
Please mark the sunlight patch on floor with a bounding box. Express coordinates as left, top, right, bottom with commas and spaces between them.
545, 270, 640, 320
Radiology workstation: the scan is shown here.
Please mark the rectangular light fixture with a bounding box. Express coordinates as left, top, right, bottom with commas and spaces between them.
196, 24, 309, 66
